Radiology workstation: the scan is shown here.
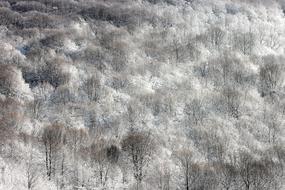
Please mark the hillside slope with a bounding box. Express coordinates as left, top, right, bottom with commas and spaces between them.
0, 0, 285, 189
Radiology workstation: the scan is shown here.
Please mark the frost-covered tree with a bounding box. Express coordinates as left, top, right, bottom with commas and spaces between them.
121, 131, 155, 189
176, 148, 218, 190
207, 26, 225, 48
184, 98, 207, 126
233, 32, 255, 55
264, 111, 282, 144
90, 138, 111, 186
259, 55, 283, 98
0, 98, 18, 154
220, 87, 241, 118
41, 124, 65, 180
66, 128, 88, 188
83, 74, 102, 102
175, 149, 194, 190
26, 151, 39, 190
215, 162, 238, 190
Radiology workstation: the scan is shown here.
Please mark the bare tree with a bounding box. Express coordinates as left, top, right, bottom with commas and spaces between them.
57, 132, 68, 190
236, 151, 276, 190
186, 38, 201, 61
121, 130, 155, 189
26, 152, 39, 190
175, 149, 195, 190
269, 144, 285, 181
237, 152, 255, 190
28, 98, 43, 119
208, 53, 243, 87
90, 138, 111, 186
82, 46, 107, 71
0, 98, 19, 154
207, 26, 225, 48
233, 32, 255, 55
220, 55, 233, 86
41, 124, 65, 180
184, 98, 207, 126
176, 148, 218, 190
274, 145, 285, 168
139, 92, 173, 117
263, 112, 281, 144
66, 128, 88, 188
1, 165, 5, 185
157, 164, 171, 190
220, 86, 241, 119
266, 30, 282, 50
110, 44, 128, 72
83, 75, 101, 102
195, 61, 210, 86
53, 86, 74, 105
125, 101, 145, 129
0, 65, 17, 97
259, 56, 283, 98
171, 36, 182, 62
215, 162, 238, 190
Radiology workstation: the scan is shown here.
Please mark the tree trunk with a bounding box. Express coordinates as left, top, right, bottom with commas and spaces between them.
49, 143, 52, 180
45, 143, 49, 179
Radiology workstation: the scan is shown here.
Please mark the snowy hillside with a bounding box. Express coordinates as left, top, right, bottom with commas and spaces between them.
0, 0, 285, 189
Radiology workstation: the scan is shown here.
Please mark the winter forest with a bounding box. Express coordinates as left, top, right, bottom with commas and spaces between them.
0, 0, 285, 189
